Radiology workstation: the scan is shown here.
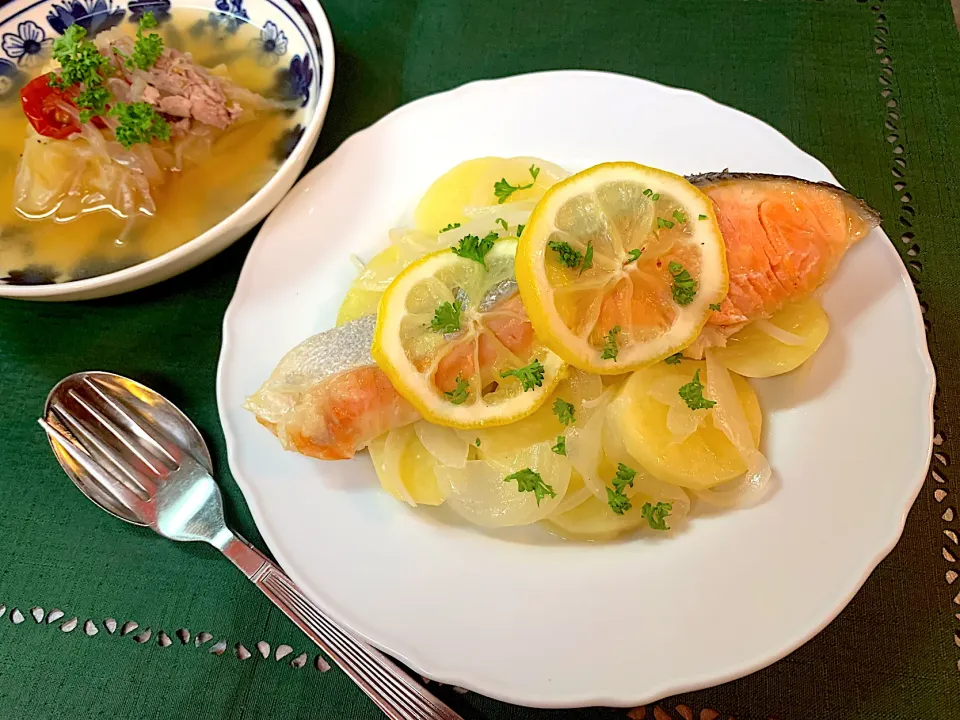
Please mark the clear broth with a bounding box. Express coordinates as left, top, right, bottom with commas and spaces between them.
0, 10, 300, 284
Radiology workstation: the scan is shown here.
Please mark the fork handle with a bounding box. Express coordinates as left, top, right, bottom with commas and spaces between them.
217, 531, 463, 720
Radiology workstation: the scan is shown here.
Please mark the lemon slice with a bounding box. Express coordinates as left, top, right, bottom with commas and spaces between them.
516, 162, 728, 373
373, 239, 566, 428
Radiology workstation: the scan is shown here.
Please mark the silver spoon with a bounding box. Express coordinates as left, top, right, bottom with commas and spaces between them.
39, 371, 462, 720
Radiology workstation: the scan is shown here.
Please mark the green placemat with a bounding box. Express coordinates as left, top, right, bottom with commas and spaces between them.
2, 1, 959, 718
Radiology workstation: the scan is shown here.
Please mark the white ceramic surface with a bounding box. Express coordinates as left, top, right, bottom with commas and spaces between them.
0, 0, 335, 300
217, 71, 935, 708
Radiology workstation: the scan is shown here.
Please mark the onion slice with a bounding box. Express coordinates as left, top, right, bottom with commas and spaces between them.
415, 421, 468, 468
753, 318, 806, 346
703, 351, 772, 507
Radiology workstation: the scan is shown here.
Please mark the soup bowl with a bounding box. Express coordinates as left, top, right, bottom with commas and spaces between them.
0, 0, 334, 300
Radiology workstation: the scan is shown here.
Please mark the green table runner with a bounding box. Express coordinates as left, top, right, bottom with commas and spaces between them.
2, 1, 959, 717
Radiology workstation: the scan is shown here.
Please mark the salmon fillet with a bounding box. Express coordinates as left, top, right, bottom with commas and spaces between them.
689, 172, 880, 327
248, 172, 880, 460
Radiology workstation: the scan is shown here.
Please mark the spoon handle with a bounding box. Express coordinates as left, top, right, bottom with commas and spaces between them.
218, 531, 463, 720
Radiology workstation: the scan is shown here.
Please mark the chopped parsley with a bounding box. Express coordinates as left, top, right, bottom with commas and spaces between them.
673, 209, 687, 224
657, 216, 675, 230
110, 102, 170, 148
451, 232, 497, 266
579, 240, 594, 276
439, 222, 461, 233
607, 488, 632, 515
127, 11, 164, 71
516, 224, 525, 237
606, 462, 637, 515
493, 164, 540, 203
503, 467, 556, 505
601, 325, 621, 361
643, 188, 652, 197
641, 501, 673, 530
548, 240, 582, 269
430, 300, 462, 334
552, 398, 575, 426
668, 260, 697, 306
475, 438, 481, 447
678, 369, 716, 411
611, 462, 636, 494
624, 248, 643, 265
444, 375, 470, 405
495, 217, 508, 232
551, 435, 566, 456
500, 359, 545, 391
664, 353, 683, 365
698, 214, 708, 220
709, 302, 722, 312
652, 193, 660, 201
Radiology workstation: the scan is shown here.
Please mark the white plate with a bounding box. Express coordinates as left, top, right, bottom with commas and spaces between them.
217, 71, 934, 708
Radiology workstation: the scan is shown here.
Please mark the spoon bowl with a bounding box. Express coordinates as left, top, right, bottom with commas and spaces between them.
42, 372, 212, 526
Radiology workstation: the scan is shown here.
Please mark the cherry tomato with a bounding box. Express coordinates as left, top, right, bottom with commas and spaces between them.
20, 73, 81, 139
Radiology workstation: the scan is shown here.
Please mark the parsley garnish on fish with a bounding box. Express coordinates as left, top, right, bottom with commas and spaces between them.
678, 369, 716, 411
500, 359, 545, 391
517, 224, 525, 236
493, 165, 540, 203
127, 11, 164, 70
430, 300, 462, 334
643, 188, 653, 197
444, 375, 470, 405
624, 248, 643, 265
601, 325, 621, 361
579, 240, 594, 276
504, 467, 556, 505
657, 217, 675, 230
698, 214, 708, 220
606, 463, 637, 515
548, 240, 582, 269
439, 222, 461, 233
673, 209, 687, 224
664, 353, 683, 365
641, 502, 673, 530
552, 435, 566, 456
652, 193, 660, 201
552, 398, 575, 425
669, 260, 697, 306
495, 218, 508, 232
111, 102, 170, 148
709, 302, 722, 312
451, 232, 497, 266
475, 438, 481, 447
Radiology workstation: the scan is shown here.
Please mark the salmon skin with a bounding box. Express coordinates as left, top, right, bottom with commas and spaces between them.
688, 171, 880, 327
248, 171, 880, 461
244, 316, 420, 460
246, 293, 535, 460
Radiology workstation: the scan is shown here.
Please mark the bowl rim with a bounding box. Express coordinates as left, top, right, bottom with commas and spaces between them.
0, 0, 336, 299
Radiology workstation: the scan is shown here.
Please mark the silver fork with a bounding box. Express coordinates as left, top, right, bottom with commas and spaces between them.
39, 371, 462, 720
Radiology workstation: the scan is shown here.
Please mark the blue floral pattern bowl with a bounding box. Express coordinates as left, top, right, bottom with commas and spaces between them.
0, 0, 334, 300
